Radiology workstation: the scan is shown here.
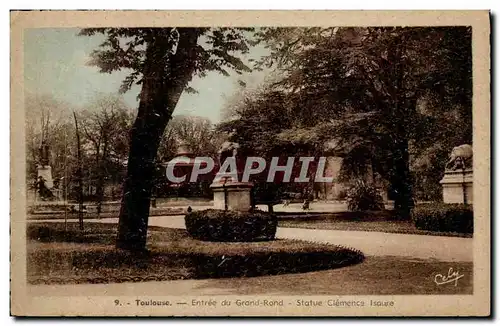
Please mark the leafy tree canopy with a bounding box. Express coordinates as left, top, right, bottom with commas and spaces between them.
80, 28, 253, 94
80, 27, 256, 250
223, 26, 472, 211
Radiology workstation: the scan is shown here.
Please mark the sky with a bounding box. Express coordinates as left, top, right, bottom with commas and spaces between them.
24, 28, 270, 123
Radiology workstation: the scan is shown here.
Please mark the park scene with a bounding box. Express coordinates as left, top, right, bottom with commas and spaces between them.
25, 26, 473, 296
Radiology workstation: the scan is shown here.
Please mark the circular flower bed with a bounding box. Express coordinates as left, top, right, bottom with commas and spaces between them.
27, 222, 365, 284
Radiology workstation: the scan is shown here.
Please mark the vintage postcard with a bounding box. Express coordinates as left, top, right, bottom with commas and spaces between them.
10, 10, 490, 317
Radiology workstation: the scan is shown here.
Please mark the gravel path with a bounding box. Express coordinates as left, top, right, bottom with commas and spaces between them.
147, 215, 472, 262
27, 215, 473, 297
34, 215, 472, 262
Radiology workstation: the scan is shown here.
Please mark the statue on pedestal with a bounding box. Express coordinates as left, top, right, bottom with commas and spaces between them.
211, 138, 253, 212
440, 144, 473, 204
218, 141, 241, 181
36, 140, 55, 195
39, 140, 50, 167
219, 141, 240, 162
445, 144, 473, 171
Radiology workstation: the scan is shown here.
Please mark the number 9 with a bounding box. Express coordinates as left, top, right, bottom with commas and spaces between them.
115, 300, 120, 306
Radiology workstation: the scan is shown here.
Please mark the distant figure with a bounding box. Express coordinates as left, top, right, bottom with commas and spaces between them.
302, 199, 310, 211
68, 204, 87, 213
282, 199, 291, 207
187, 206, 192, 213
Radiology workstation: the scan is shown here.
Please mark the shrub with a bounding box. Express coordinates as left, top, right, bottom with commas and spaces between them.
411, 203, 473, 233
346, 180, 384, 212
336, 189, 348, 201
194, 245, 365, 278
185, 209, 277, 242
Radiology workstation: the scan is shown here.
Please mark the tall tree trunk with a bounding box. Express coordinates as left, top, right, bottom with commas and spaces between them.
96, 179, 104, 218
391, 138, 414, 220
73, 112, 84, 230
389, 32, 414, 220
96, 142, 107, 219
116, 109, 169, 250
116, 29, 200, 251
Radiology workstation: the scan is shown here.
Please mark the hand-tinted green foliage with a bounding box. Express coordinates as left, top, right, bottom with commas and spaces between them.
346, 180, 385, 212
81, 28, 255, 250
185, 209, 277, 242
217, 89, 323, 203
411, 203, 473, 233
80, 28, 253, 94
25, 93, 135, 202
234, 27, 473, 213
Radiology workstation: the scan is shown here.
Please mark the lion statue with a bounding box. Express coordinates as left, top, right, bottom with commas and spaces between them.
445, 144, 473, 170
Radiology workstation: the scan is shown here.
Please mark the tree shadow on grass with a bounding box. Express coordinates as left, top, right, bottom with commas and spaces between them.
27, 222, 365, 285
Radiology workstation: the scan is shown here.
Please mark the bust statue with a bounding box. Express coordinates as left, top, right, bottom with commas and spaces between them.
219, 141, 240, 163
445, 144, 473, 171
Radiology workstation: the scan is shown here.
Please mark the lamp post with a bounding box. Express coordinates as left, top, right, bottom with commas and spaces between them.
462, 164, 467, 204
222, 178, 228, 211
63, 130, 68, 232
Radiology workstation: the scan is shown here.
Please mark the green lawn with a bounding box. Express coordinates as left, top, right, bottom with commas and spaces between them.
279, 218, 472, 238
27, 222, 473, 295
27, 222, 363, 285
202, 256, 473, 295
28, 207, 186, 220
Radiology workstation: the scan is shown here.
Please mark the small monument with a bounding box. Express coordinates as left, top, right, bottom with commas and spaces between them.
210, 141, 253, 211
440, 144, 473, 204
36, 140, 55, 200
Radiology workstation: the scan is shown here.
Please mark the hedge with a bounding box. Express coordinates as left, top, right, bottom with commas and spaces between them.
185, 209, 277, 242
411, 203, 473, 234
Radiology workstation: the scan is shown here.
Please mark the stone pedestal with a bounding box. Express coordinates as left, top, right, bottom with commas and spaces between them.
210, 180, 253, 211
37, 165, 54, 189
440, 168, 473, 204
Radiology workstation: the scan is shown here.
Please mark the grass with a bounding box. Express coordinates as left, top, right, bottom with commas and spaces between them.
199, 256, 473, 295
27, 256, 473, 296
279, 213, 473, 238
27, 222, 364, 285
28, 207, 186, 220
29, 211, 473, 238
